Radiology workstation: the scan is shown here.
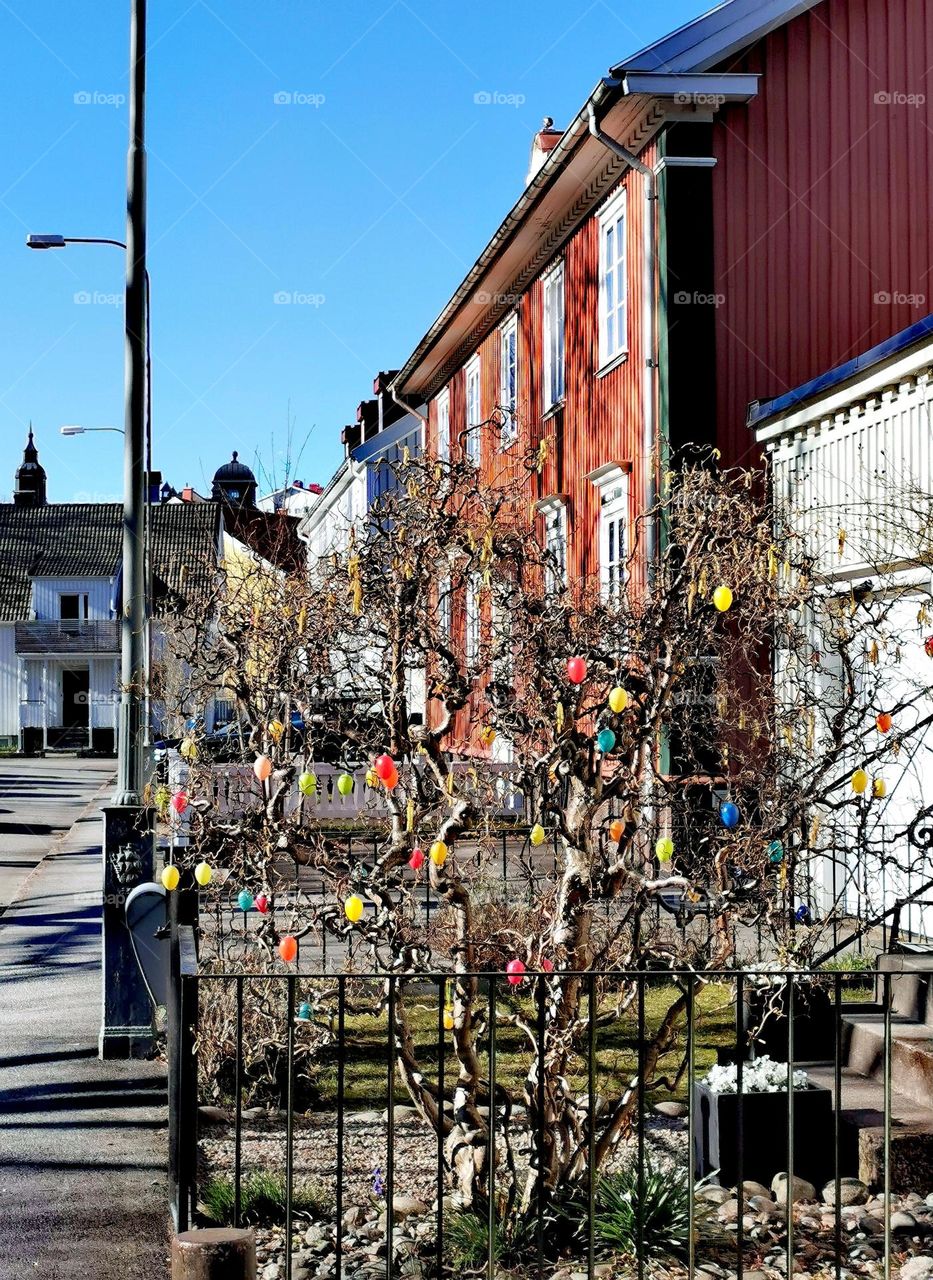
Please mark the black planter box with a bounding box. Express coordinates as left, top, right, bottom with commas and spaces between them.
743, 982, 837, 1063
693, 1079, 834, 1188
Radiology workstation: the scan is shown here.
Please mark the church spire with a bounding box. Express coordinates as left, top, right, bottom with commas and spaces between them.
13, 424, 47, 507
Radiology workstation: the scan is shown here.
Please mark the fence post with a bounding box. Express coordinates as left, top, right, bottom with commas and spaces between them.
168, 883, 199, 1233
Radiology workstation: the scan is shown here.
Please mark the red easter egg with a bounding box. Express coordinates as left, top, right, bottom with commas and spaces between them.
255, 894, 269, 914
540, 958, 554, 973
567, 657, 587, 685
171, 791, 188, 814
408, 848, 424, 871
876, 712, 893, 734
374, 754, 396, 782
925, 637, 933, 658
506, 958, 526, 986
383, 765, 399, 790
278, 935, 298, 963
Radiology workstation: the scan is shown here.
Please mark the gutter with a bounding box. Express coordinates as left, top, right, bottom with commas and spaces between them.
587, 96, 660, 572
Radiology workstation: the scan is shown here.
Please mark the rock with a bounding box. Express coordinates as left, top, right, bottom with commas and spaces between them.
381, 1105, 418, 1122
901, 1257, 933, 1280
749, 1196, 782, 1218
772, 1173, 816, 1204
240, 1106, 265, 1120
197, 1105, 229, 1124
717, 1199, 740, 1223
893, 1211, 918, 1231
823, 1177, 869, 1207
653, 1101, 688, 1118
391, 1195, 428, 1220
738, 1181, 773, 1200
698, 1186, 733, 1204
343, 1206, 367, 1230
261, 1265, 282, 1280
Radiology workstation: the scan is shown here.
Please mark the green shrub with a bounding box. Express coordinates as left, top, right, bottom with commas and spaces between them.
200, 1171, 330, 1226
594, 1159, 703, 1258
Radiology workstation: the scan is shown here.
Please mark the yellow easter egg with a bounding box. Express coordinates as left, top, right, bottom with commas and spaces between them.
851, 769, 869, 795
655, 837, 674, 861
608, 687, 629, 714
713, 585, 733, 613
530, 823, 546, 847
430, 840, 448, 867
194, 861, 212, 886
872, 778, 887, 799
161, 864, 180, 891
344, 895, 364, 923
443, 1009, 454, 1031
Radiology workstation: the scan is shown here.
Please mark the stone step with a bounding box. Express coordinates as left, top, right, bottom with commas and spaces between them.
844, 1012, 933, 1111
806, 1063, 933, 1192
877, 954, 933, 1024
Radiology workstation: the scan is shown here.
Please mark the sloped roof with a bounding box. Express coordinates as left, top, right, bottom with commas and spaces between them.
222, 505, 305, 573
0, 501, 221, 622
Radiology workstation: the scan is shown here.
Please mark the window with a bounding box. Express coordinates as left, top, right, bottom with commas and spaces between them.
598, 190, 627, 367
492, 597, 514, 685
590, 465, 629, 603
436, 388, 450, 462
59, 593, 89, 621
543, 262, 565, 410
465, 575, 481, 667
499, 316, 518, 446
539, 498, 568, 595
438, 575, 452, 642
465, 356, 481, 465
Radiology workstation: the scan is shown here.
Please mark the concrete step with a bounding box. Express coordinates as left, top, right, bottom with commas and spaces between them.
806, 1063, 933, 1192
877, 953, 933, 1024
845, 1012, 933, 1111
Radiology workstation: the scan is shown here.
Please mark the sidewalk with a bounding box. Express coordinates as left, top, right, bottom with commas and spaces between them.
0, 775, 170, 1279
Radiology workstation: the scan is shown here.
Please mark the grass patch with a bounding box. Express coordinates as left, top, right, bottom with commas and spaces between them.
302, 982, 735, 1112
200, 1171, 331, 1226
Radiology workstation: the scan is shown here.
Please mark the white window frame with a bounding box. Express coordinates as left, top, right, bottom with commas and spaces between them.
590, 465, 629, 603
542, 261, 565, 410
538, 497, 568, 595
437, 574, 452, 642
465, 355, 482, 466
465, 574, 481, 668
491, 596, 513, 684
598, 189, 627, 368
436, 387, 450, 462
499, 315, 518, 447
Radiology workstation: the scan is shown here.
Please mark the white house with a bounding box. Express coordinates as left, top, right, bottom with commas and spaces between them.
751, 315, 933, 939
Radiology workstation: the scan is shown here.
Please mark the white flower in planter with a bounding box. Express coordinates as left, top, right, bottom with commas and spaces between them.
702, 1054, 809, 1095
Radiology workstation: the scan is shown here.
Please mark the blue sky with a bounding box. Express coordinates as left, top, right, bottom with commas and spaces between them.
0, 0, 700, 502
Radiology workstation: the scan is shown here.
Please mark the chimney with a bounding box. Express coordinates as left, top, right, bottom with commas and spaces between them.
526, 117, 563, 186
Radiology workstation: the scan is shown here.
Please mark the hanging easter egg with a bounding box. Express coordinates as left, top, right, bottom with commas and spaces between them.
655, 836, 674, 861
443, 1009, 454, 1031
374, 754, 396, 782
194, 861, 213, 887
540, 958, 555, 973
278, 935, 298, 963
255, 893, 269, 914
171, 791, 188, 815
851, 768, 869, 795
237, 889, 254, 912
337, 773, 354, 796
872, 777, 887, 799
268, 719, 285, 743
720, 801, 740, 829
530, 823, 546, 847
344, 895, 364, 923
567, 656, 587, 685
876, 713, 893, 734
161, 864, 180, 891
596, 728, 617, 754
608, 686, 629, 714
506, 958, 526, 986
480, 725, 497, 745
795, 903, 811, 925
767, 840, 784, 864
180, 737, 198, 761
365, 768, 379, 788
298, 770, 317, 797
297, 1001, 312, 1022
429, 840, 448, 867
926, 637, 933, 658
609, 818, 624, 843
254, 755, 273, 782
713, 585, 734, 613
408, 847, 425, 871
382, 765, 400, 790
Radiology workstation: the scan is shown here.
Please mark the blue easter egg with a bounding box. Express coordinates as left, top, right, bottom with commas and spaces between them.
596, 728, 617, 754
720, 801, 740, 829
297, 1001, 312, 1021
237, 890, 254, 912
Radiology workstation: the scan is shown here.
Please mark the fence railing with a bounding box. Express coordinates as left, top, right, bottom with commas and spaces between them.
169, 939, 929, 1280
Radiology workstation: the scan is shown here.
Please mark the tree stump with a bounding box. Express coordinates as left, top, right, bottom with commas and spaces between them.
171, 1228, 256, 1280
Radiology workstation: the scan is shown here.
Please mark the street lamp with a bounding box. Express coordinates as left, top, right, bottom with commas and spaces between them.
60, 425, 124, 436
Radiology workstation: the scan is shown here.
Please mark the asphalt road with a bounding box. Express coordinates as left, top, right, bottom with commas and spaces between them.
0, 757, 115, 910
0, 758, 170, 1278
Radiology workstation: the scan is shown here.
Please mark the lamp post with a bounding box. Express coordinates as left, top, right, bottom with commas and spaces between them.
60, 425, 124, 436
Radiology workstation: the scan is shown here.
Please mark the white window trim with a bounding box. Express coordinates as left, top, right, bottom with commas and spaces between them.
499, 315, 518, 448
437, 574, 452, 642
465, 355, 482, 466
436, 387, 450, 462
542, 261, 565, 412
589, 464, 629, 603
538, 496, 568, 595
598, 188, 627, 370
465, 574, 481, 668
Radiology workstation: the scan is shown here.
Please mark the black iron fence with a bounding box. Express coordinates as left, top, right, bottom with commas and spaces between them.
168, 934, 933, 1280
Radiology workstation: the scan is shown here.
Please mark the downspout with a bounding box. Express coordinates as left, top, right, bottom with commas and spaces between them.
587, 100, 660, 575
387, 382, 428, 456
